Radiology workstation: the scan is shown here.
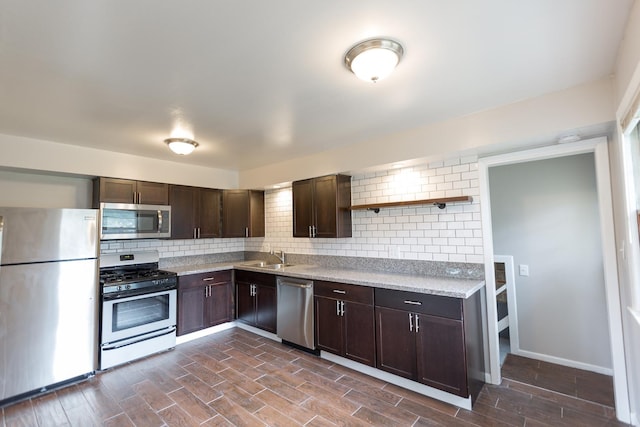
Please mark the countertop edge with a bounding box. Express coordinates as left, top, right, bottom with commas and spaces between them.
165, 262, 485, 299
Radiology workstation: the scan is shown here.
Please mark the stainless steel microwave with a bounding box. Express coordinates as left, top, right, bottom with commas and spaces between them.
100, 203, 171, 240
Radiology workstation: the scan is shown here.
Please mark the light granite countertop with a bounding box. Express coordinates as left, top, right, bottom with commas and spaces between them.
165, 261, 484, 299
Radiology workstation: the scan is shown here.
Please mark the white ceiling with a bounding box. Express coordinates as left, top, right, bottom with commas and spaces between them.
0, 1, 633, 171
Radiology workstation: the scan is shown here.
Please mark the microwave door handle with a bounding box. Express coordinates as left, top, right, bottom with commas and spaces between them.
157, 210, 163, 233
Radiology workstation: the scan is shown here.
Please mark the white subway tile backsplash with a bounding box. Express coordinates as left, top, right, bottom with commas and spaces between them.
101, 157, 483, 264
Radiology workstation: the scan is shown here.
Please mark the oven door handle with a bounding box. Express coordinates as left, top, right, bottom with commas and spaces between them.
101, 326, 176, 350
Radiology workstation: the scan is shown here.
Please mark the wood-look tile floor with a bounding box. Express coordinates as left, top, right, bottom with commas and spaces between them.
0, 328, 629, 426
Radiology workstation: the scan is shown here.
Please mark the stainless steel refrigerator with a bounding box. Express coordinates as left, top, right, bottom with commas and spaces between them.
0, 207, 99, 403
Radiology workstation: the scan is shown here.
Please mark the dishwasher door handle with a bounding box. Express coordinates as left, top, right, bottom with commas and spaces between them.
279, 281, 312, 289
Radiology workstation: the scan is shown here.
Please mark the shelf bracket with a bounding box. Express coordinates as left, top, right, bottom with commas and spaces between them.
367, 208, 381, 214
434, 202, 446, 209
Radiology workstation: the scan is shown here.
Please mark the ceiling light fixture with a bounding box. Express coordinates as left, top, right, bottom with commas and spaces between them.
344, 38, 404, 83
164, 137, 199, 155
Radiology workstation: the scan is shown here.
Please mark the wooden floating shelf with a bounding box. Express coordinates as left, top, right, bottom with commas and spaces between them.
350, 196, 473, 213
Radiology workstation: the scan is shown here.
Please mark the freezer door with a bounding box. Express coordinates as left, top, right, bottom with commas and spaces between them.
0, 258, 99, 400
0, 208, 98, 265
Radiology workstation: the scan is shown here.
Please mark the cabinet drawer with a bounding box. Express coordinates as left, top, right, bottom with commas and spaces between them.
234, 270, 276, 287
374, 288, 462, 320
314, 280, 373, 305
180, 270, 232, 289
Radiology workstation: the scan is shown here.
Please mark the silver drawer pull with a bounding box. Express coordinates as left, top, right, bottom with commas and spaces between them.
203, 277, 216, 281
403, 300, 422, 305
332, 289, 346, 294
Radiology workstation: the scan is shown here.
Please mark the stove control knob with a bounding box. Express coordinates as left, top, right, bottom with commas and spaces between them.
126, 284, 131, 290
117, 285, 123, 291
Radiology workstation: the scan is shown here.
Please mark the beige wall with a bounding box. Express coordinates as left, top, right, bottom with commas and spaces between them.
615, 0, 640, 112
0, 133, 239, 189
0, 169, 93, 208
240, 78, 615, 188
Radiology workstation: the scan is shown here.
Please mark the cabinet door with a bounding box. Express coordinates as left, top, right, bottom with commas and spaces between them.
344, 301, 376, 367
416, 314, 468, 396
177, 284, 206, 336
206, 282, 232, 327
256, 284, 277, 333
235, 281, 255, 325
248, 190, 265, 237
98, 178, 136, 204
375, 306, 417, 380
314, 296, 344, 356
137, 181, 169, 205
312, 175, 338, 238
292, 179, 314, 237
199, 188, 222, 238
222, 190, 249, 237
169, 185, 197, 239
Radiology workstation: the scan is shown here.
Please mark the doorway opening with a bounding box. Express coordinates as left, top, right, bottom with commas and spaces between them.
478, 137, 629, 420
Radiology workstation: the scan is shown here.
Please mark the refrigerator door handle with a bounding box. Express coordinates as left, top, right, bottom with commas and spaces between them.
0, 215, 3, 265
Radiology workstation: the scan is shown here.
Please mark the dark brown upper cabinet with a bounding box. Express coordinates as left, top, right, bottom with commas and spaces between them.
292, 174, 352, 238
222, 190, 265, 238
93, 177, 168, 206
169, 185, 221, 239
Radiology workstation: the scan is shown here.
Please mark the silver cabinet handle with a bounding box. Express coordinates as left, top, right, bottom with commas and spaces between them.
332, 289, 346, 294
245, 227, 249, 238
312, 225, 317, 238
340, 301, 345, 316
403, 300, 422, 306
203, 277, 215, 281
409, 313, 413, 332
415, 314, 420, 333
336, 300, 340, 316
197, 227, 201, 239
309, 225, 312, 238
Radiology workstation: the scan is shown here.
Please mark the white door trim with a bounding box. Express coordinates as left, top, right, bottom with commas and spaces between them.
478, 137, 630, 422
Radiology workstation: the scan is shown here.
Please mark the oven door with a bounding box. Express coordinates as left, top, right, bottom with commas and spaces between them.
102, 289, 176, 345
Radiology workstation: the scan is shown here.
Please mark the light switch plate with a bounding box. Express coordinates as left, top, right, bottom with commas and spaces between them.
519, 264, 529, 276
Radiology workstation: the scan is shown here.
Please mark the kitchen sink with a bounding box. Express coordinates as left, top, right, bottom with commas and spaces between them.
240, 261, 270, 267
239, 261, 294, 270
262, 263, 294, 270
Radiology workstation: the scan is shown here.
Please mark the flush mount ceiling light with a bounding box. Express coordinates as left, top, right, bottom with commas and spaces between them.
344, 38, 404, 83
164, 137, 198, 155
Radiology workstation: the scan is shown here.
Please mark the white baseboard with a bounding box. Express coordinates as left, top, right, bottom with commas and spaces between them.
513, 349, 613, 376
320, 351, 473, 411
176, 321, 236, 345
234, 322, 281, 342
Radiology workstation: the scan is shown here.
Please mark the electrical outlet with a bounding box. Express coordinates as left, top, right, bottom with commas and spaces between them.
388, 245, 399, 258
519, 264, 529, 276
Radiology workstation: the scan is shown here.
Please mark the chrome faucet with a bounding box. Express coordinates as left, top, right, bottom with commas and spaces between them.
271, 249, 286, 264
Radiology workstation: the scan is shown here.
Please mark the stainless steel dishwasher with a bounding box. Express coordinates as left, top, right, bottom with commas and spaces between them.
276, 277, 315, 351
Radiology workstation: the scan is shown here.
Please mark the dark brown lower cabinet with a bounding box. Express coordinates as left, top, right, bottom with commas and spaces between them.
235, 270, 276, 333
177, 271, 232, 336
314, 281, 375, 366
375, 288, 484, 401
